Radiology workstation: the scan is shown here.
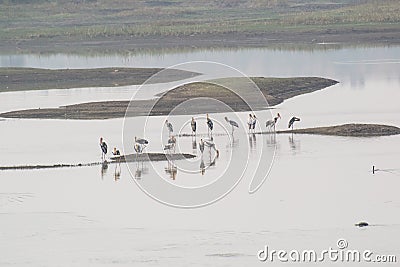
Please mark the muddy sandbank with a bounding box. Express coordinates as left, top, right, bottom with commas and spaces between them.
276, 124, 400, 137
0, 77, 338, 120
0, 152, 196, 171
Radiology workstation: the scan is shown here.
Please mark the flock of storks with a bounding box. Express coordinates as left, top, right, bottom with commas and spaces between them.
99, 113, 300, 160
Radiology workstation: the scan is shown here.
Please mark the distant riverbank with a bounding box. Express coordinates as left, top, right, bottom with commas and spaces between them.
0, 67, 199, 93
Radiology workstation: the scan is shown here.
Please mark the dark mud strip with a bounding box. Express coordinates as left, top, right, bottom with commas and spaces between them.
275, 124, 400, 137
0, 67, 200, 93
0, 153, 196, 171
179, 124, 400, 138
111, 153, 196, 162
0, 162, 101, 171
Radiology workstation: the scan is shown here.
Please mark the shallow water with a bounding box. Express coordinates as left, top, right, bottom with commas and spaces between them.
1, 46, 400, 266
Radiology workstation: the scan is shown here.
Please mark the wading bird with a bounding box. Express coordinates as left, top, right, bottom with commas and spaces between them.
225, 116, 239, 133
248, 114, 253, 132
99, 137, 108, 161
112, 147, 120, 156
164, 135, 176, 152
206, 114, 213, 136
165, 120, 173, 136
288, 117, 301, 130
191, 117, 197, 135
134, 136, 148, 158
266, 113, 281, 132
134, 136, 149, 145
252, 115, 257, 131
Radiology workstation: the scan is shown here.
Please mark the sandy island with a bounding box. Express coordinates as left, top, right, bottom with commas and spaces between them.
0, 76, 338, 119
0, 153, 196, 171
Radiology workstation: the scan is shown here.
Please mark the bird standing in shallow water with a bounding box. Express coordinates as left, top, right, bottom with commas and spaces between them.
266, 113, 281, 132
112, 147, 120, 156
252, 115, 257, 131
165, 120, 173, 136
134, 136, 149, 145
99, 137, 108, 161
224, 116, 239, 133
206, 114, 213, 137
134, 136, 148, 158
164, 135, 176, 153
288, 116, 301, 130
191, 117, 197, 135
248, 114, 253, 132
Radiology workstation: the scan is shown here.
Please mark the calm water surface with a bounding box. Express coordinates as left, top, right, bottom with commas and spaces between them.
0, 46, 400, 266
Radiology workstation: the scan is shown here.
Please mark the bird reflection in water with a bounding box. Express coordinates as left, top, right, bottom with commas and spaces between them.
249, 133, 257, 151
134, 160, 149, 179
101, 160, 108, 179
289, 133, 301, 153
266, 133, 276, 145
134, 157, 149, 180
112, 147, 121, 181
114, 167, 121, 181
199, 138, 219, 175
165, 160, 178, 180
226, 132, 239, 149
192, 139, 197, 151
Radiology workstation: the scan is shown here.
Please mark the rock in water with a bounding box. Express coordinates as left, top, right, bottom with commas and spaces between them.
355, 222, 369, 227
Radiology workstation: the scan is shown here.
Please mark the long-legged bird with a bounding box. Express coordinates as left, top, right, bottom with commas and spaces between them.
99, 137, 108, 161
224, 116, 239, 133
288, 117, 300, 130
165, 120, 173, 136
206, 114, 213, 136
191, 117, 197, 135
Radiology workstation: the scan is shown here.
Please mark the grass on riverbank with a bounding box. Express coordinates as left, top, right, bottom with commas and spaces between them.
1, 0, 399, 42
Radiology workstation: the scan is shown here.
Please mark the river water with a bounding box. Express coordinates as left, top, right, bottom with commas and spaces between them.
0, 46, 400, 266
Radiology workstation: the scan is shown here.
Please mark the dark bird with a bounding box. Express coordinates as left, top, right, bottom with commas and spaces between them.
225, 116, 239, 133
165, 120, 173, 135
206, 114, 213, 134
288, 116, 301, 130
191, 117, 197, 134
274, 113, 281, 123
99, 137, 108, 161
252, 115, 257, 130
112, 147, 120, 156
248, 114, 253, 132
355, 222, 369, 228
134, 136, 149, 145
